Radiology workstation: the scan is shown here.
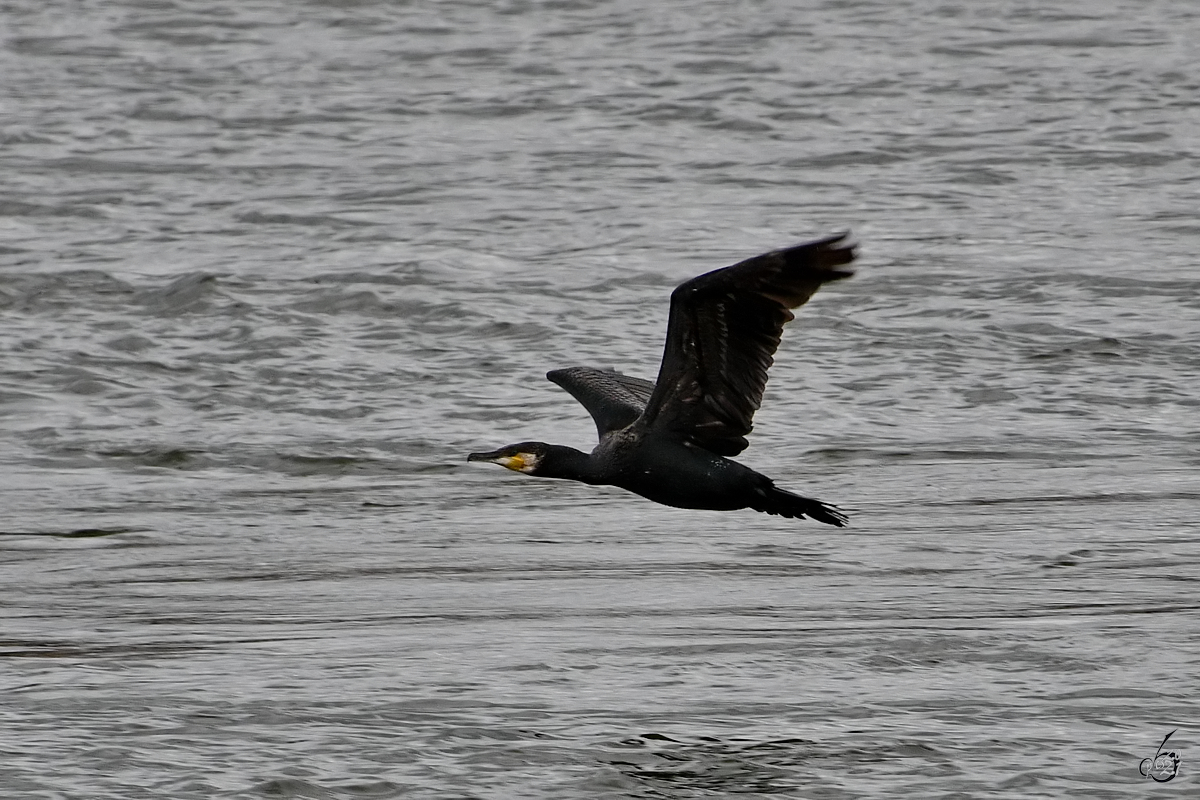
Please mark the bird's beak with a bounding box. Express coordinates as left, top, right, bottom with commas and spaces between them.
468, 449, 526, 472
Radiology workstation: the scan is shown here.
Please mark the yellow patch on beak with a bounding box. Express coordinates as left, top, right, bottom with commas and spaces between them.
498, 454, 526, 472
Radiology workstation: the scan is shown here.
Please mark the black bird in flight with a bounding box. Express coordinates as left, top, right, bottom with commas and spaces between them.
469, 233, 855, 526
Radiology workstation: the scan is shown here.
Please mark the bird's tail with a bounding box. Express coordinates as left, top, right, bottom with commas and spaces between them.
751, 485, 848, 527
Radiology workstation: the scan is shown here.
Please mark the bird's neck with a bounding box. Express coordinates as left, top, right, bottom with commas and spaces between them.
538, 444, 603, 484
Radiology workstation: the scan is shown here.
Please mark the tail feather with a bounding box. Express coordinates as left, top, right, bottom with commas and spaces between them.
752, 485, 848, 527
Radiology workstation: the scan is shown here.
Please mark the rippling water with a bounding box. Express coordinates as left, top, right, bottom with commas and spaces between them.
2, 1, 1198, 797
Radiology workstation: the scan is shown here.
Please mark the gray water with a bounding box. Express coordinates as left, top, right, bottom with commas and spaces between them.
2, 1, 1199, 797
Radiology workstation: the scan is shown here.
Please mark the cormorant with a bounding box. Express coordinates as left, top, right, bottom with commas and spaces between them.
469, 233, 855, 526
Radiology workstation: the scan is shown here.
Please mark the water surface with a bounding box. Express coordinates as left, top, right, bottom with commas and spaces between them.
2, 1, 1198, 797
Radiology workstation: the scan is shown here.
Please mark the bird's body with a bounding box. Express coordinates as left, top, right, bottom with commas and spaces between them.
469, 233, 855, 526
571, 428, 756, 509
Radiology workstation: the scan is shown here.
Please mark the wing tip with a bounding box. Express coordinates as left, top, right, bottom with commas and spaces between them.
767, 231, 857, 283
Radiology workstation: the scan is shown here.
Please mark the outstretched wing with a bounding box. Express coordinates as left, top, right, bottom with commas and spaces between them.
547, 367, 656, 439
637, 233, 855, 456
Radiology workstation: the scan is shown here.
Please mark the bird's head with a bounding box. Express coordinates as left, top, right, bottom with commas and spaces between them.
467, 442, 551, 475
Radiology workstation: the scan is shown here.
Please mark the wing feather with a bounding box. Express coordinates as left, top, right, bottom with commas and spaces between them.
637, 233, 855, 456
547, 367, 656, 439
